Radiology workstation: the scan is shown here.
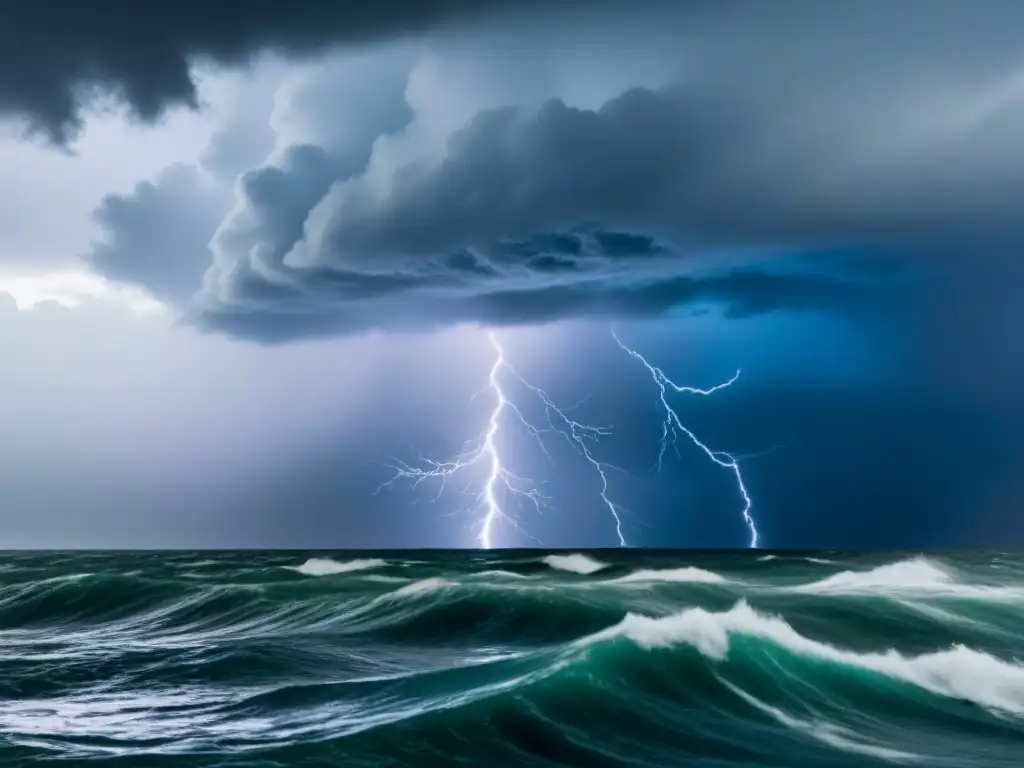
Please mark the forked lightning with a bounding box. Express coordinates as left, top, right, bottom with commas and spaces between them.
378, 332, 626, 548
381, 329, 760, 549
612, 330, 760, 548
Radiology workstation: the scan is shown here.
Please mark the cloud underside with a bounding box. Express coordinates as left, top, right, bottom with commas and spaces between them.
0, 0, 548, 143
187, 79, 979, 341
194, 250, 877, 342
54, 1, 1024, 341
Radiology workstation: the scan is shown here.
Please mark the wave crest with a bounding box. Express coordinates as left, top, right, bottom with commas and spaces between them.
795, 557, 952, 593
286, 558, 387, 576
543, 553, 608, 575
584, 600, 1024, 716
612, 567, 726, 585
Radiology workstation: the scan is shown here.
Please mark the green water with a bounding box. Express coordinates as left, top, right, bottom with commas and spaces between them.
1, 550, 1022, 766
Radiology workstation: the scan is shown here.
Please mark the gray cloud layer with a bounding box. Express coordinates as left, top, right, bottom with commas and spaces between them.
70, 2, 1024, 340
0, 0, 548, 143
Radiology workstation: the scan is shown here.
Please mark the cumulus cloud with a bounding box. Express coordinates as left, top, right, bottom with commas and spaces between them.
62, 1, 1024, 340
79, 64, 283, 305
84, 165, 228, 304
199, 65, 282, 184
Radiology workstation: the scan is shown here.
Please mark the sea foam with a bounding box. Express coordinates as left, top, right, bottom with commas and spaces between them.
543, 553, 608, 575
612, 567, 727, 585
286, 558, 387, 576
795, 557, 952, 593
584, 600, 1024, 717
788, 557, 1024, 603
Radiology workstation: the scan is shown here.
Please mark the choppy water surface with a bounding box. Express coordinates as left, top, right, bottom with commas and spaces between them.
1, 550, 1023, 766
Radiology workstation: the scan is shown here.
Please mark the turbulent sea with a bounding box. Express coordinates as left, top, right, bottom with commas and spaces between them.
2, 551, 1023, 767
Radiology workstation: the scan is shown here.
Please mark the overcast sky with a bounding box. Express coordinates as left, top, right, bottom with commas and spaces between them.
0, 1, 1022, 548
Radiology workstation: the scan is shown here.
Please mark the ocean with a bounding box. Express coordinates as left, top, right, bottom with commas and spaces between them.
0, 551, 1022, 767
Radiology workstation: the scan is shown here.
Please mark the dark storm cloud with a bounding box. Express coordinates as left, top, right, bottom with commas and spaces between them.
0, 0, 543, 144
79, 49, 413, 311
193, 258, 883, 343
194, 51, 420, 338
190, 83, 935, 341
55, 0, 1024, 340
243, 75, 1024, 266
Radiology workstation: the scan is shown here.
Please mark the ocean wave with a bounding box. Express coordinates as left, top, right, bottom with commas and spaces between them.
363, 574, 410, 584
285, 557, 387, 576
393, 578, 455, 597
611, 566, 727, 585
472, 569, 531, 580
582, 600, 1024, 717
0, 572, 193, 629
793, 557, 1024, 602
720, 679, 924, 763
542, 553, 608, 575
4, 552, 1024, 766
796, 557, 953, 592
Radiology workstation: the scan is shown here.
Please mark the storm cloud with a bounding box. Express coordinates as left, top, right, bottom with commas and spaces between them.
51, 0, 1024, 341
0, 0, 546, 144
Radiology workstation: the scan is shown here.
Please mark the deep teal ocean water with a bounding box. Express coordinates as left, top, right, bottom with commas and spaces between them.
1, 550, 1022, 766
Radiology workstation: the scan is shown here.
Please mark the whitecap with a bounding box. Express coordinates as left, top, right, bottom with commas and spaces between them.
788, 557, 1024, 603
543, 553, 608, 575
794, 557, 953, 593
285, 558, 387, 576
582, 600, 1024, 717
758, 555, 777, 562
612, 567, 727, 585
393, 578, 454, 597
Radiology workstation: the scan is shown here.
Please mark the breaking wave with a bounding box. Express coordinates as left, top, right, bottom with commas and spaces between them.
1, 550, 1022, 766
583, 600, 1024, 716
611, 566, 727, 584
796, 557, 954, 593
285, 557, 387, 576
542, 552, 608, 574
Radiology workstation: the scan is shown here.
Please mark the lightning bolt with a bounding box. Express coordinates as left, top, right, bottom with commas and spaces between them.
504, 365, 629, 546
378, 331, 628, 548
612, 330, 760, 548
